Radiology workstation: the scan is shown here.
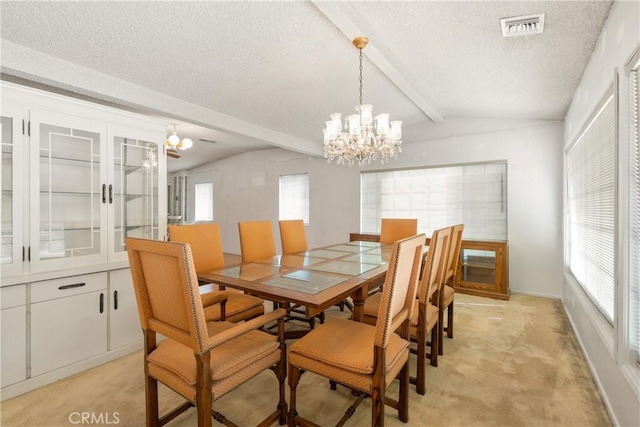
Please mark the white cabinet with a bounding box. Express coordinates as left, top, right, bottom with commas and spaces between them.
108, 127, 162, 262
1, 103, 27, 277
1, 81, 167, 278
0, 81, 166, 400
30, 109, 108, 272
30, 273, 108, 377
1, 285, 27, 387
108, 268, 141, 349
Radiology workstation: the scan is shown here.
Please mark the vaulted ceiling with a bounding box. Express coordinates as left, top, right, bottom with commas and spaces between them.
1, 1, 613, 172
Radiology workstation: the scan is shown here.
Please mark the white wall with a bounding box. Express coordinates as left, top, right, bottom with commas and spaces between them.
186, 119, 564, 298
562, 1, 640, 426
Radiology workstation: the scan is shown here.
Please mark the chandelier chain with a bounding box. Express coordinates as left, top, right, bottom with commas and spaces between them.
359, 48, 363, 106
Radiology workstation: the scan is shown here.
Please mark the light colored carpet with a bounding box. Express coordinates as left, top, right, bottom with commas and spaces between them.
0, 294, 611, 427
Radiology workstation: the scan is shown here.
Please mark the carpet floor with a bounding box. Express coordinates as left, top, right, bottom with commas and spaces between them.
0, 293, 611, 427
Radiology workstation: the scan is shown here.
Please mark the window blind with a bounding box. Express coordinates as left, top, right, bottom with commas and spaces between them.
279, 174, 309, 224
361, 163, 507, 240
567, 89, 615, 323
629, 65, 639, 362
194, 182, 213, 221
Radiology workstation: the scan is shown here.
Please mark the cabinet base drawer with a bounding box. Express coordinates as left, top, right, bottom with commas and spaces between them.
31, 273, 107, 303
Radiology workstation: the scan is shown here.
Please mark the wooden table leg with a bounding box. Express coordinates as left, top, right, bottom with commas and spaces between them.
351, 286, 365, 323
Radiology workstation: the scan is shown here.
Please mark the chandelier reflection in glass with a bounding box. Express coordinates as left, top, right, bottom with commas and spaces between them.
323, 37, 402, 166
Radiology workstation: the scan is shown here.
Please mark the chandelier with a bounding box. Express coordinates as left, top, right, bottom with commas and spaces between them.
165, 124, 193, 151
323, 37, 402, 166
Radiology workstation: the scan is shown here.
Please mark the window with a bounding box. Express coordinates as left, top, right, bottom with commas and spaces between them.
361, 162, 507, 240
279, 174, 309, 224
194, 182, 213, 222
566, 86, 615, 323
628, 56, 640, 362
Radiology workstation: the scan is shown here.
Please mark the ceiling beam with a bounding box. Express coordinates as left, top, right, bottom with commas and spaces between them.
0, 41, 324, 157
313, 1, 444, 124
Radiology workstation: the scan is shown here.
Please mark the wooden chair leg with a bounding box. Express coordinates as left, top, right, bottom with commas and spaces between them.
145, 374, 159, 427
277, 319, 288, 425
196, 353, 212, 427
438, 307, 444, 356
447, 301, 454, 338
371, 386, 384, 427
287, 365, 301, 427
416, 324, 427, 395
430, 326, 439, 367
398, 361, 409, 423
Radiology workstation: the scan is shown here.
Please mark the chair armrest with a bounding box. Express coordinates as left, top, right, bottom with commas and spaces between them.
201, 291, 228, 321
203, 308, 287, 352
201, 291, 228, 307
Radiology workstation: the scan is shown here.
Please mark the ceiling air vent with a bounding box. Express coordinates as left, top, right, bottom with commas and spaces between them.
198, 138, 218, 144
500, 13, 545, 37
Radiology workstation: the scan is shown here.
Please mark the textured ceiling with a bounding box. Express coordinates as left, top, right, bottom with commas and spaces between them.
0, 1, 613, 172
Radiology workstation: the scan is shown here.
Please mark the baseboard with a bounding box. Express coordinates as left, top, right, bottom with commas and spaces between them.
562, 301, 620, 427
509, 289, 562, 300
0, 341, 142, 402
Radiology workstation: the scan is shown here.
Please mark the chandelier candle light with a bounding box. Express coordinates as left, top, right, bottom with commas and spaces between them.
323, 37, 402, 166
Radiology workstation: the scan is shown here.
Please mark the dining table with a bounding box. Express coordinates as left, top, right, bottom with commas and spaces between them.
197, 241, 392, 327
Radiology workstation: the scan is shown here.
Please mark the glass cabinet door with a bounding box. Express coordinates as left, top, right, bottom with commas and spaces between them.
109, 129, 160, 261
30, 110, 108, 272
1, 105, 25, 277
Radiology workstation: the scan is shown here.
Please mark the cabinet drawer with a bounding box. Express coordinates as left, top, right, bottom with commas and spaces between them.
1, 284, 26, 309
31, 273, 107, 303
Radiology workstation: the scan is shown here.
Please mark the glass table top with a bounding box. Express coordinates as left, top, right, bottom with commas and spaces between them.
215, 264, 281, 281
263, 270, 348, 294
308, 259, 383, 276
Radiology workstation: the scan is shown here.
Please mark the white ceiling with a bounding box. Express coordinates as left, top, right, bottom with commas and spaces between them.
1, 1, 613, 172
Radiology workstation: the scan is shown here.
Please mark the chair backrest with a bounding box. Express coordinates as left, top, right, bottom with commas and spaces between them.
380, 218, 418, 244
168, 223, 224, 273
279, 219, 308, 255
445, 224, 464, 282
238, 220, 277, 262
417, 227, 452, 305
126, 237, 208, 353
374, 233, 426, 348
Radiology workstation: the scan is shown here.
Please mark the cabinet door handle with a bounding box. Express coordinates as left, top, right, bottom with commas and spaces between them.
109, 184, 113, 204
102, 184, 107, 204
58, 282, 86, 290
114, 290, 118, 310
100, 293, 104, 314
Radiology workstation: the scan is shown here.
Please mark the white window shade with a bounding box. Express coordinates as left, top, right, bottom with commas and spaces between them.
567, 89, 615, 323
279, 174, 309, 224
361, 163, 507, 240
194, 182, 213, 222
629, 65, 639, 362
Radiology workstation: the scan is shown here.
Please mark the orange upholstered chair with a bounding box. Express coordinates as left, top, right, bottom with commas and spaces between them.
380, 218, 418, 244
279, 219, 308, 254
168, 223, 264, 323
126, 238, 287, 427
238, 220, 277, 262
287, 234, 426, 426
438, 223, 464, 355
363, 226, 451, 395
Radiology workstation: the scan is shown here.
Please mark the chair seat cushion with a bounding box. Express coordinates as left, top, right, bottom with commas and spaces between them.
203, 291, 264, 322
443, 285, 454, 305
410, 303, 438, 337
289, 318, 407, 375
362, 292, 382, 326
148, 321, 279, 386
